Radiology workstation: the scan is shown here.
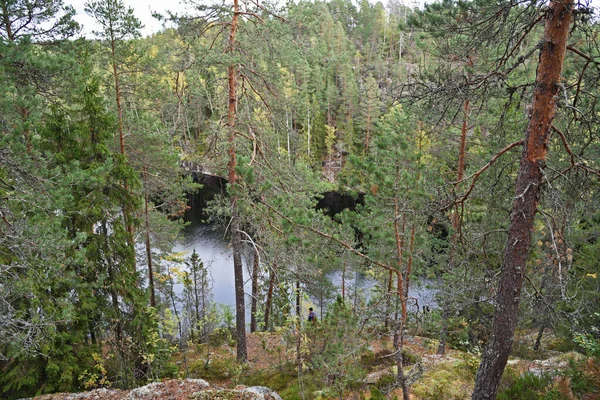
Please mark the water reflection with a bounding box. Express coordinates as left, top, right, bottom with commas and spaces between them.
173, 224, 241, 310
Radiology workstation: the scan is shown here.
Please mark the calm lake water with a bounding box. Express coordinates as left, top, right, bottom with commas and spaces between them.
173, 221, 437, 319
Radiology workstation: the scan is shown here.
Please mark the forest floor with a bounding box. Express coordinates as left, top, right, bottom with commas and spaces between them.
29, 330, 584, 400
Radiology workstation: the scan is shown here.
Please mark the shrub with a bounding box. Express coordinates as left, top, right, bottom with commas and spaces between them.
497, 372, 552, 400
208, 327, 232, 347
546, 357, 600, 399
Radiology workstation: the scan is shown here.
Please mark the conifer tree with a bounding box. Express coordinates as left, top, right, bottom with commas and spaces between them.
85, 0, 143, 239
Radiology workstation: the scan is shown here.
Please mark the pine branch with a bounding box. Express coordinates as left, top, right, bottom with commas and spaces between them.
258, 199, 397, 274
443, 139, 524, 211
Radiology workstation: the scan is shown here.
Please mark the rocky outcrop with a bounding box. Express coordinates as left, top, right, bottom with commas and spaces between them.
29, 379, 281, 400
193, 385, 282, 400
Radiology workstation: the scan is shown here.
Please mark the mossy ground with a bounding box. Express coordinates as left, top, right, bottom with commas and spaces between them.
174, 330, 590, 399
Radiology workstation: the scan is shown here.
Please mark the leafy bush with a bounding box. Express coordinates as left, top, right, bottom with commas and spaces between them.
573, 333, 600, 357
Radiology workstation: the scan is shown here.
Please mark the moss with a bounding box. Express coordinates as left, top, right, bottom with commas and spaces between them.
546, 338, 576, 352
454, 353, 480, 380
411, 362, 474, 400
188, 357, 236, 381
241, 367, 298, 392
277, 377, 320, 400
193, 389, 256, 399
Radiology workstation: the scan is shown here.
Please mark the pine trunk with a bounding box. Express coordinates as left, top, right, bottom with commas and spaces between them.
143, 164, 156, 308
250, 249, 259, 333
472, 1, 573, 398
264, 262, 277, 331
110, 31, 134, 244
227, 0, 247, 362
393, 164, 409, 396
438, 97, 469, 355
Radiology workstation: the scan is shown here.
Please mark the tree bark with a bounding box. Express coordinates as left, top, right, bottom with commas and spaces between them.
250, 248, 259, 333
264, 262, 277, 332
342, 259, 346, 303
226, 0, 247, 362
109, 24, 134, 245
143, 164, 156, 308
472, 1, 573, 398
393, 162, 409, 397
296, 279, 301, 319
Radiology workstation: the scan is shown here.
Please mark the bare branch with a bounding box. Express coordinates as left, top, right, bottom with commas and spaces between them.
551, 125, 575, 167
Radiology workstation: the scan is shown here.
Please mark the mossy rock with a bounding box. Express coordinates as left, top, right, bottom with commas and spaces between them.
189, 357, 234, 381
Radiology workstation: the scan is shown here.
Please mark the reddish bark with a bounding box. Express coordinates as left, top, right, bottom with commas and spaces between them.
472, 1, 574, 398
227, 0, 247, 362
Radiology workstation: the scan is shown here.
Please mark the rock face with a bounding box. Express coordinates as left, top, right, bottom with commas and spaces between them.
193, 386, 282, 400
29, 379, 281, 400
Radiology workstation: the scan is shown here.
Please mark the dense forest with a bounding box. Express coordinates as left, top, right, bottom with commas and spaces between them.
1, 0, 600, 398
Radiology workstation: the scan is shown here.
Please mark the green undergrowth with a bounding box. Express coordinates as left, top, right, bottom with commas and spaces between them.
187, 343, 242, 382
497, 370, 554, 400
181, 334, 598, 400
242, 367, 320, 400
497, 356, 600, 400
411, 353, 479, 400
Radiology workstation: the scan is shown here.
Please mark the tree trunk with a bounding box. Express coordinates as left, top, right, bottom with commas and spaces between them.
296, 279, 301, 319
533, 325, 545, 351
393, 163, 409, 397
472, 1, 573, 398
438, 96, 470, 355
264, 262, 277, 332
342, 259, 346, 302
109, 29, 134, 244
393, 190, 406, 324
190, 251, 201, 339
394, 271, 409, 399
226, 0, 247, 362
250, 248, 259, 333
143, 164, 156, 308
